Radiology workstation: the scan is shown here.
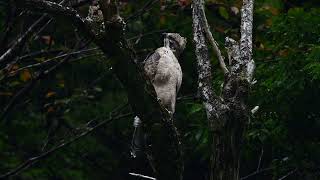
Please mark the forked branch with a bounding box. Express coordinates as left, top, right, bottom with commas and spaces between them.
198, 2, 229, 75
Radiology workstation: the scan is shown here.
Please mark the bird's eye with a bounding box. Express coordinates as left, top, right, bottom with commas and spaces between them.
169, 40, 178, 50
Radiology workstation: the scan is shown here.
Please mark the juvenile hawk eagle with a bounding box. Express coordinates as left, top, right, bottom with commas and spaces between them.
131, 33, 186, 158
144, 33, 187, 113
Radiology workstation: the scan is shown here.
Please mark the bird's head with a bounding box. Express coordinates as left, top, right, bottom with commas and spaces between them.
163, 33, 187, 57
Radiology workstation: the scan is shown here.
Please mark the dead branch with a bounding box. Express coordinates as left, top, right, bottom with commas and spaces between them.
240, 0, 255, 82
198, 2, 229, 74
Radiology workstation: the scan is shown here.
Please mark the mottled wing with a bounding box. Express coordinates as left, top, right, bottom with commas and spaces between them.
176, 65, 182, 94
143, 51, 161, 81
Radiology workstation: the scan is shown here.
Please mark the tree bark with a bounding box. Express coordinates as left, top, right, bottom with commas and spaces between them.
192, 0, 255, 179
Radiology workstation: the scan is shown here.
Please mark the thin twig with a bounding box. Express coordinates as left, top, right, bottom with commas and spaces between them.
0, 0, 18, 52
0, 0, 67, 69
199, 1, 229, 74
17, 49, 64, 61
70, 52, 104, 63
10, 48, 99, 74
128, 29, 168, 41
23, 0, 98, 44
129, 172, 156, 180
1, 39, 92, 121
257, 147, 264, 171
0, 15, 47, 65
278, 168, 297, 180
240, 167, 273, 180
32, 18, 54, 40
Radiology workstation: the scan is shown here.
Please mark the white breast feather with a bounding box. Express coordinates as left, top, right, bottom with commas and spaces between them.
145, 47, 182, 113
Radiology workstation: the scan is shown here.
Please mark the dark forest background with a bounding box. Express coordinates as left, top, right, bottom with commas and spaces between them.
0, 0, 320, 179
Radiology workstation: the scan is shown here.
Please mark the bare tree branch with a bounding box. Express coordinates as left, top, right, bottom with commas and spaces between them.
278, 168, 297, 180
19, 0, 97, 43
240, 0, 255, 82
1, 40, 92, 121
198, 2, 229, 75
10, 48, 99, 75
193, 0, 255, 179
257, 147, 264, 171
17, 49, 64, 61
240, 167, 273, 180
0, 0, 71, 66
129, 172, 156, 180
0, 0, 18, 52
0, 15, 47, 65
32, 18, 54, 40
192, 0, 225, 124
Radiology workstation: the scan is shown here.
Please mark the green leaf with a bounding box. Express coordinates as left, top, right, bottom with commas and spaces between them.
219, 7, 229, 20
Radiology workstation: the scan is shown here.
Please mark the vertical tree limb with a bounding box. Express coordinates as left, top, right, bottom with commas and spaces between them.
198, 3, 229, 75
240, 0, 255, 82
192, 0, 228, 129
192, 0, 255, 180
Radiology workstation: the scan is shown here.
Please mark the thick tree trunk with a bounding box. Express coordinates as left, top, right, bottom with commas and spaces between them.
210, 99, 248, 180
192, 0, 255, 179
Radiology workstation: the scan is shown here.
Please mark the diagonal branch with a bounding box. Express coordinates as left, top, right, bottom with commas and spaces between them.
199, 2, 229, 75
19, 0, 97, 42
1, 40, 92, 121
0, 0, 18, 52
10, 48, 99, 75
192, 0, 226, 127
0, 15, 47, 65
0, 0, 69, 66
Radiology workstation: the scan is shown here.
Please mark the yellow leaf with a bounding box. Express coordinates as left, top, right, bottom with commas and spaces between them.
259, 43, 265, 49
266, 18, 273, 27
47, 106, 55, 113
41, 35, 55, 45
11, 65, 19, 70
20, 70, 31, 82
58, 80, 65, 88
268, 7, 280, 15
160, 16, 166, 25
0, 92, 13, 96
279, 49, 289, 57
46, 91, 56, 98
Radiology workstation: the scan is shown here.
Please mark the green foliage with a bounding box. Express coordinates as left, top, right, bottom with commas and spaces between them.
0, 0, 320, 179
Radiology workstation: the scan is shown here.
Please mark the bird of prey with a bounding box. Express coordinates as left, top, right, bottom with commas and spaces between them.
131, 33, 186, 158
144, 33, 187, 113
